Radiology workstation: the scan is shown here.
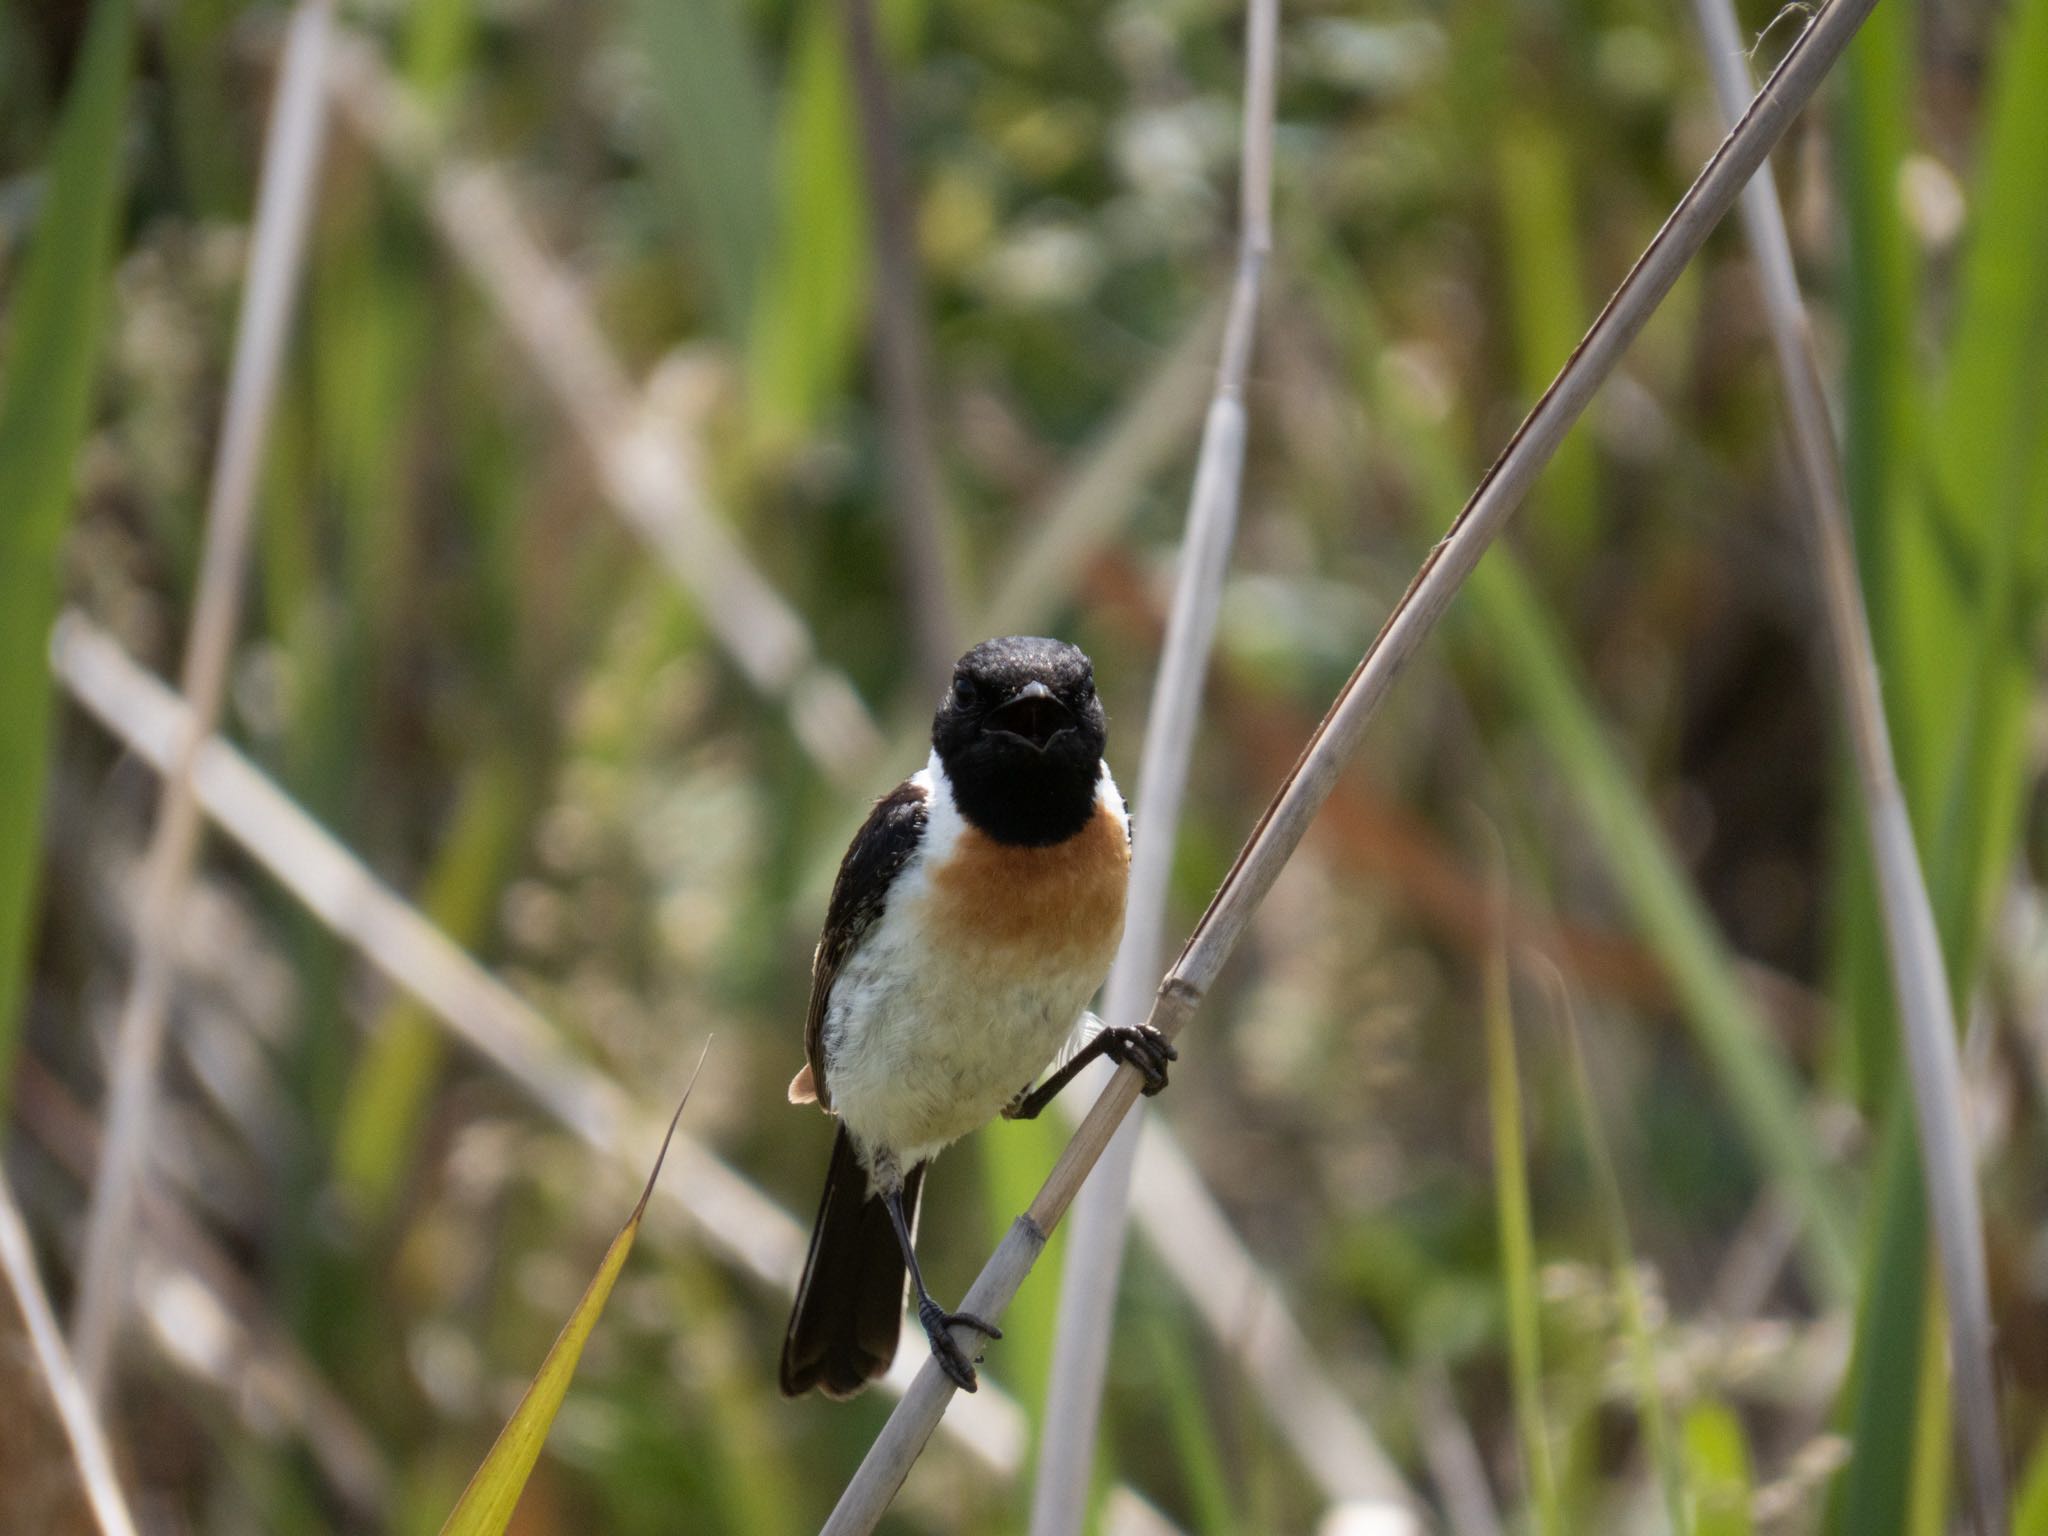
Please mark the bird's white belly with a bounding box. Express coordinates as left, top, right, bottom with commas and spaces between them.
825, 933, 1097, 1169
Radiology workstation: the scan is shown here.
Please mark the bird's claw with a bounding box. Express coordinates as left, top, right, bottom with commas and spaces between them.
1104, 1023, 1177, 1096
917, 1296, 1002, 1393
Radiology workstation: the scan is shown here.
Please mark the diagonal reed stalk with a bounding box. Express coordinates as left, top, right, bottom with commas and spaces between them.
838, 0, 969, 682
1028, 0, 1297, 1531
68, 0, 336, 1404
1690, 0, 2007, 1524
0, 1163, 141, 1536
818, 1, 1881, 1526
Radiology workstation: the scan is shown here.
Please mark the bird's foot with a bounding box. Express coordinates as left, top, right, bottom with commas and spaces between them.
1103, 1023, 1177, 1095
917, 1294, 1003, 1393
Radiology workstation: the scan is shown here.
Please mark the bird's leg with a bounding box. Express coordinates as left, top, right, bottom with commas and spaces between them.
882, 1182, 1002, 1393
1002, 1022, 1177, 1121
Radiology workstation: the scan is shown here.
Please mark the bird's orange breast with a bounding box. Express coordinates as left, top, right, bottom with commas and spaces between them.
924, 799, 1130, 967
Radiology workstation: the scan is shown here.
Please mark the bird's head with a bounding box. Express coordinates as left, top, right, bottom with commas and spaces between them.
931, 636, 1107, 846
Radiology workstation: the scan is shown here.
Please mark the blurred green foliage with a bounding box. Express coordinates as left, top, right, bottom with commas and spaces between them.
3, 0, 2046, 1531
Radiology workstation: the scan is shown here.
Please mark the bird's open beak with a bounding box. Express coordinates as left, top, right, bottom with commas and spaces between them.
985, 680, 1073, 751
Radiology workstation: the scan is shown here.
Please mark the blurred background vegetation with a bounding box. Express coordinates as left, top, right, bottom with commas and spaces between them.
2, 0, 2046, 1531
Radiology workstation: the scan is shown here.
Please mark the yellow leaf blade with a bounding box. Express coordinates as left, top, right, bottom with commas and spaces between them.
438, 1043, 708, 1536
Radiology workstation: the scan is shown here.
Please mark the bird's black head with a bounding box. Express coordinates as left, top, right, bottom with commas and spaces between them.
932, 636, 1107, 847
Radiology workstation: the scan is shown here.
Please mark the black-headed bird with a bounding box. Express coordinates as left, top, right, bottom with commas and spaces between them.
779, 636, 1175, 1398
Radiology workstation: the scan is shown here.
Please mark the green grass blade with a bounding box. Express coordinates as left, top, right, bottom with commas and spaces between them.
334, 755, 526, 1222
1906, 1282, 1953, 1536
438, 1054, 705, 1536
1929, 0, 2048, 546
1553, 982, 1684, 1533
1144, 1312, 1240, 1536
1681, 1400, 1754, 1536
1921, 0, 2048, 984
403, 0, 477, 105
747, 2, 870, 449
1494, 108, 1598, 563
1484, 928, 1559, 1535
161, 0, 239, 216
1830, 5, 1921, 717
629, 0, 775, 341
1827, 1104, 1927, 1535
2015, 1426, 2048, 1536
0, 0, 136, 1097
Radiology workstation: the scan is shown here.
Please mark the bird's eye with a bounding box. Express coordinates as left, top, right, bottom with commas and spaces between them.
952, 676, 976, 709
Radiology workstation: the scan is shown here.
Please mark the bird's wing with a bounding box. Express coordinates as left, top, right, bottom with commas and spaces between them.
801, 777, 931, 1110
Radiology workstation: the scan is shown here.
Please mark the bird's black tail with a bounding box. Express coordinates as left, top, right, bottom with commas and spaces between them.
779, 1126, 923, 1399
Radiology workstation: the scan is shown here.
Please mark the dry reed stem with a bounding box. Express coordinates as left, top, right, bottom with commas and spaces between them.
1692, 0, 2007, 1523
68, 0, 335, 1402
322, 31, 884, 789
820, 1, 1880, 1525
1413, 1361, 1507, 1536
839, 0, 969, 682
50, 611, 1035, 1477
1027, 1, 1363, 1532
0, 1164, 141, 1536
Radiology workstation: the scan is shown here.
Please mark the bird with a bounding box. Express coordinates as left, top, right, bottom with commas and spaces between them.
779, 635, 1176, 1398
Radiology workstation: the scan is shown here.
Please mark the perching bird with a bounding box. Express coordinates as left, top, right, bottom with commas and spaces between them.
779, 636, 1175, 1398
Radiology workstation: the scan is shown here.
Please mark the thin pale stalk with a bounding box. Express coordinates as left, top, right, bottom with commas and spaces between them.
1027, 0, 1282, 1531
821, 3, 1880, 1526
1692, 0, 2006, 1524
0, 1164, 141, 1536
1414, 1363, 1507, 1536
68, 0, 335, 1402
322, 31, 883, 788
49, 612, 1030, 1477
838, 0, 967, 682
